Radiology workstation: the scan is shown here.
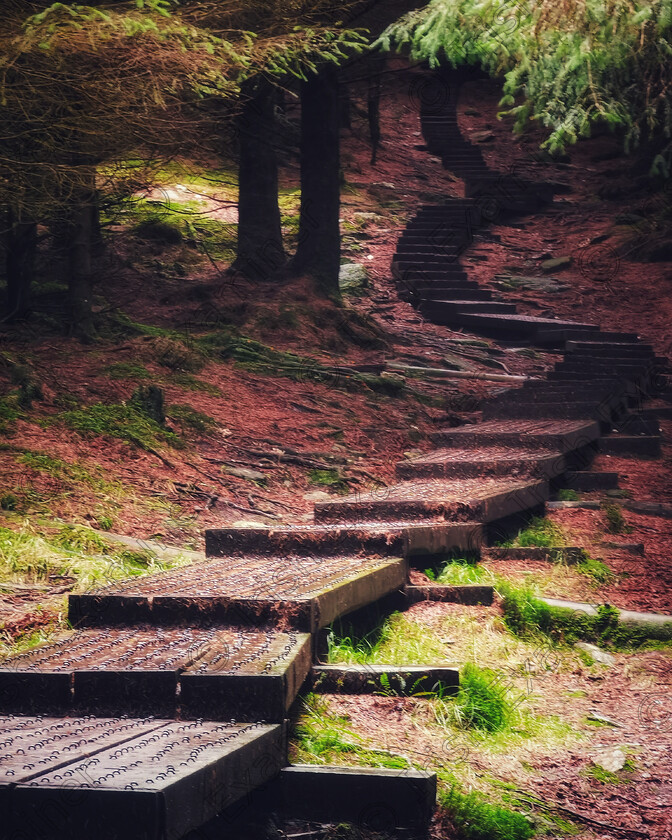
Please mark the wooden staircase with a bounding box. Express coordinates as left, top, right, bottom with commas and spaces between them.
0, 71, 669, 840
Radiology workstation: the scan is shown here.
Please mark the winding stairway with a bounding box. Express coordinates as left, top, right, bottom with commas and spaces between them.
0, 72, 669, 839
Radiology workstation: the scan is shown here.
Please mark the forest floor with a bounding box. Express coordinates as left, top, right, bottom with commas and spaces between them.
0, 60, 671, 839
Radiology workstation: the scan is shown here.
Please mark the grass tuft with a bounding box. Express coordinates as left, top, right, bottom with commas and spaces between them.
167, 404, 218, 433
498, 517, 569, 549
104, 362, 151, 380
308, 468, 350, 495
440, 784, 533, 840
57, 403, 184, 451
602, 502, 633, 534
452, 663, 513, 733
327, 612, 446, 665
499, 581, 672, 648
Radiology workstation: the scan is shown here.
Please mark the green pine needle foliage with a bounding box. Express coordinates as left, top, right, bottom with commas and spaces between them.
378, 0, 672, 172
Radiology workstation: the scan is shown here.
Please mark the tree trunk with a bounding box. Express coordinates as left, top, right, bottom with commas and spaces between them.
232, 78, 285, 282
66, 191, 97, 342
368, 57, 384, 165
4, 208, 37, 321
340, 84, 352, 130
291, 65, 341, 296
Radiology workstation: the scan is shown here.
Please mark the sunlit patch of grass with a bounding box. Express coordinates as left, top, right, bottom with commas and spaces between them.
439, 783, 534, 840
290, 693, 409, 770
428, 556, 492, 586
0, 522, 193, 593
497, 517, 570, 549
327, 612, 448, 665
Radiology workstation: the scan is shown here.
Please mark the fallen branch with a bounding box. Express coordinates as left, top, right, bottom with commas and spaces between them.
386, 363, 531, 383
235, 447, 334, 470
224, 502, 280, 520
512, 789, 649, 838
551, 805, 648, 838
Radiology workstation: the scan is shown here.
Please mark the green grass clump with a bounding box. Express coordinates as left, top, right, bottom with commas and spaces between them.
308, 468, 350, 495
327, 611, 446, 665
104, 362, 152, 380
440, 784, 533, 840
576, 554, 615, 584
56, 403, 184, 451
426, 555, 486, 585
602, 502, 633, 534
0, 396, 21, 434
499, 582, 672, 648
167, 404, 218, 433
291, 694, 408, 770
452, 663, 513, 733
168, 373, 221, 395
557, 489, 580, 501
500, 517, 569, 549
0, 523, 189, 591
584, 757, 637, 785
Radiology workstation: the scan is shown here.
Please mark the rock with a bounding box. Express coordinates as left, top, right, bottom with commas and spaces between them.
230, 519, 267, 529
541, 256, 572, 272
223, 466, 267, 484
367, 182, 397, 201
303, 490, 332, 502
493, 274, 570, 293
472, 130, 494, 143
380, 371, 406, 386
339, 263, 368, 294
588, 711, 624, 728
639, 236, 672, 262
577, 643, 615, 666
593, 747, 627, 772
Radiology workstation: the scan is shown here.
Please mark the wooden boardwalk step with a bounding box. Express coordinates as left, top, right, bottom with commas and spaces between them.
313, 478, 549, 525
206, 521, 484, 559
397, 447, 564, 481
69, 554, 406, 633
431, 418, 600, 451
4, 718, 284, 840
0, 627, 311, 721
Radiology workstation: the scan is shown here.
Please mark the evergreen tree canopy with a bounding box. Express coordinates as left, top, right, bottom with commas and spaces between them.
378, 0, 672, 173
0, 0, 368, 218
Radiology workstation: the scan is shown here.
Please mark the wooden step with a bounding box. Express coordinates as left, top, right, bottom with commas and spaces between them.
4, 717, 285, 840
206, 521, 484, 559
397, 447, 564, 481
313, 478, 549, 525
0, 626, 311, 721
69, 554, 407, 633
431, 418, 600, 451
